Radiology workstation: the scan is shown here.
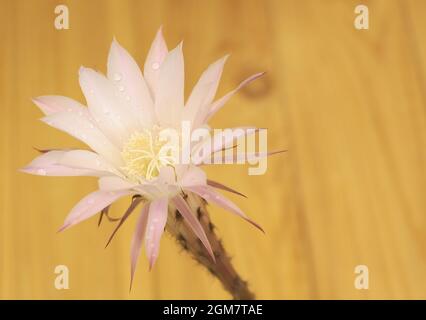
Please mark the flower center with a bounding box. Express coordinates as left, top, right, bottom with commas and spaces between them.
121, 127, 178, 182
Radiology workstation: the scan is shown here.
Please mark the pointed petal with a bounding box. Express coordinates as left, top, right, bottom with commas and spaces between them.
207, 179, 247, 198
172, 195, 215, 261
154, 43, 184, 126
186, 186, 264, 233
177, 165, 207, 188
145, 198, 168, 270
183, 55, 228, 127
58, 149, 121, 176
192, 127, 257, 165
98, 206, 117, 227
107, 39, 155, 127
201, 72, 265, 125
211, 127, 257, 155
41, 110, 123, 167
144, 26, 168, 99
21, 150, 110, 177
221, 149, 287, 163
58, 189, 132, 232
129, 204, 149, 288
22, 150, 69, 168
79, 67, 137, 147
32, 95, 87, 116
105, 196, 144, 247
20, 164, 94, 177
98, 176, 137, 191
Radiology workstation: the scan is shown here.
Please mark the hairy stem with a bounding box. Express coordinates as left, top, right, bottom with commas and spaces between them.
166, 192, 255, 300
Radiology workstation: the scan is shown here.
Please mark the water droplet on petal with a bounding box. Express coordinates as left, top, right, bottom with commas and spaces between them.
37, 168, 46, 175
113, 73, 122, 81
89, 123, 95, 129
152, 62, 160, 70
125, 96, 131, 101
78, 111, 83, 116
118, 85, 125, 92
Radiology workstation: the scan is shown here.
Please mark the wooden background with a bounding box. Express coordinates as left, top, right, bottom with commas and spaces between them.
1, 0, 425, 299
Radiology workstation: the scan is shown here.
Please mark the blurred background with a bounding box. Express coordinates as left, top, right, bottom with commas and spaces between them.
1, 0, 426, 299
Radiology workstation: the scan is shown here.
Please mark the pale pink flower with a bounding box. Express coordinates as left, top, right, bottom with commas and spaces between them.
22, 27, 267, 284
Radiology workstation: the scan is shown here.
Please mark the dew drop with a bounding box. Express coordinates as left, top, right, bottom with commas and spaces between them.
125, 96, 131, 101
152, 62, 160, 70
37, 168, 46, 176
113, 73, 122, 81
118, 85, 125, 92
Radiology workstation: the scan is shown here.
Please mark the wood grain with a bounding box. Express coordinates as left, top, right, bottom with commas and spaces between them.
0, 0, 425, 299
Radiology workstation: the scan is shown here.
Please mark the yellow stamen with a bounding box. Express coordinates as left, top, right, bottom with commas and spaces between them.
121, 128, 177, 182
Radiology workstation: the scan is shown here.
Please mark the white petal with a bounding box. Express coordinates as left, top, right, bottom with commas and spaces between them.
145, 198, 168, 269
32, 95, 87, 115
21, 165, 94, 177
183, 55, 228, 127
154, 43, 184, 126
176, 165, 207, 187
191, 127, 257, 165
98, 176, 137, 191
144, 27, 168, 99
220, 149, 286, 163
21, 150, 117, 177
59, 149, 121, 176
79, 67, 137, 147
130, 204, 150, 287
199, 72, 265, 126
41, 111, 123, 167
107, 39, 155, 127
59, 189, 133, 231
